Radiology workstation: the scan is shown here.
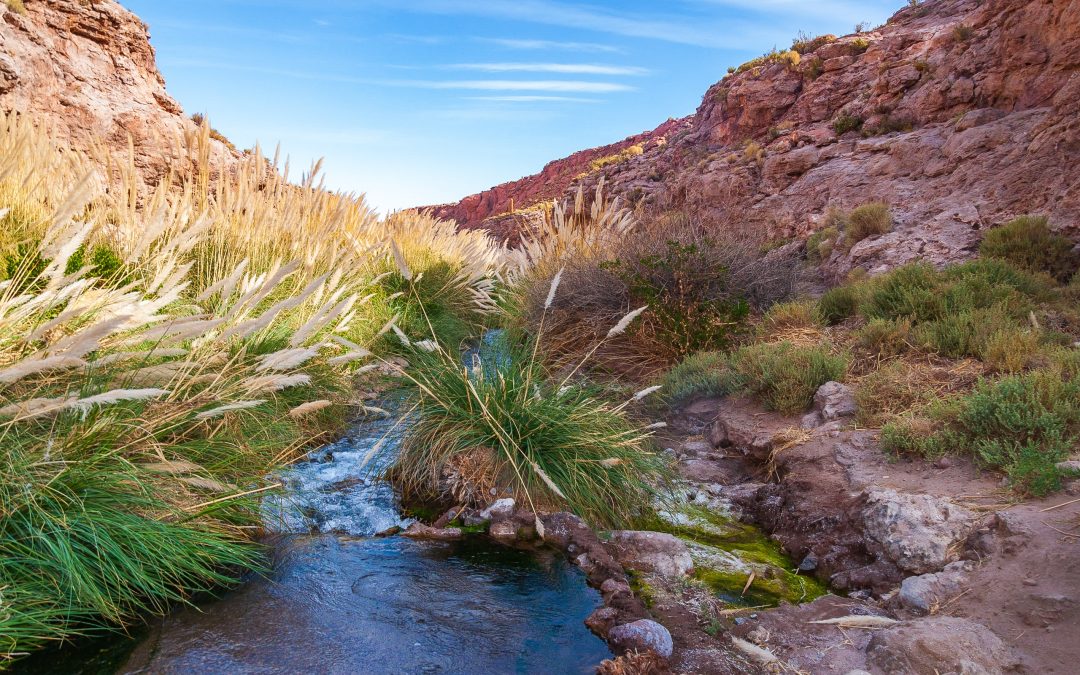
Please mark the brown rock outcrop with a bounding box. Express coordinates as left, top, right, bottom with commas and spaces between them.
432, 0, 1080, 275
0, 0, 238, 185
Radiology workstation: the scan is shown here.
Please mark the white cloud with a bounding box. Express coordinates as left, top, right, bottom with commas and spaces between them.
447, 63, 648, 76
464, 95, 602, 102
482, 38, 622, 53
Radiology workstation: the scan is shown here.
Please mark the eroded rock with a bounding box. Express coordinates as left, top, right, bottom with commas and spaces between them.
605, 531, 694, 578
861, 489, 977, 575
866, 616, 1018, 674
608, 619, 674, 659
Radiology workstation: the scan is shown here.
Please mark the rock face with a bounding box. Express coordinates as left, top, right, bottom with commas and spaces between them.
429, 0, 1080, 273
0, 0, 237, 185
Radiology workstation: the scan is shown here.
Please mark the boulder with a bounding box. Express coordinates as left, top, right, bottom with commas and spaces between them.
479, 498, 516, 521
861, 489, 977, 575
608, 620, 674, 659
895, 561, 972, 614
605, 531, 694, 578
488, 520, 520, 543
803, 381, 857, 428
867, 616, 1018, 674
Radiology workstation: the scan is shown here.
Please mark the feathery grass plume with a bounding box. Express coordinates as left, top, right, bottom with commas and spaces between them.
139, 460, 203, 474
632, 385, 662, 401
361, 405, 391, 417
607, 305, 649, 339
414, 339, 439, 353
92, 349, 188, 367
391, 324, 412, 347
545, 267, 564, 309
241, 374, 312, 393
195, 400, 267, 420
327, 351, 372, 366
0, 395, 78, 421
0, 356, 87, 384
288, 400, 332, 418
70, 389, 169, 419
257, 347, 321, 372
389, 239, 412, 281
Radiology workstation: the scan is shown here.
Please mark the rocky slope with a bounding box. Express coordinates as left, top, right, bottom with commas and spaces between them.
431, 0, 1080, 275
0, 0, 237, 185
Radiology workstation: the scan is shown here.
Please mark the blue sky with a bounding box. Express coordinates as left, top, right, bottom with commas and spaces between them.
124, 0, 901, 213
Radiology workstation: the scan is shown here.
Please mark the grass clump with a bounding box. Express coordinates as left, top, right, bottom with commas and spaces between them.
656, 351, 733, 407
832, 112, 864, 135
979, 215, 1079, 283
394, 301, 669, 527
883, 370, 1080, 496
844, 202, 892, 245
588, 144, 644, 173
791, 32, 837, 55
728, 341, 847, 414
818, 284, 861, 325
4, 0, 26, 15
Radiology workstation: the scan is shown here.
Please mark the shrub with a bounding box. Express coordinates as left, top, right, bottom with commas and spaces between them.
832, 113, 864, 135
806, 225, 839, 263
758, 300, 823, 339
983, 327, 1041, 373
4, 0, 26, 15
952, 25, 973, 42
520, 209, 802, 373
862, 263, 944, 322
656, 351, 734, 407
818, 284, 860, 324
855, 317, 912, 356
728, 341, 848, 415
883, 370, 1080, 495
844, 202, 892, 245
589, 144, 644, 172
979, 215, 1079, 283
791, 32, 837, 55
913, 305, 1016, 359
855, 360, 946, 427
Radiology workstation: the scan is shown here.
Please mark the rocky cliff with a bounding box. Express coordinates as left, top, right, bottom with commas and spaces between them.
432, 0, 1080, 275
0, 0, 236, 184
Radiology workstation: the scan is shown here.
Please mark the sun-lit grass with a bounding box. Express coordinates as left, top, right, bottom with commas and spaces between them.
0, 111, 513, 661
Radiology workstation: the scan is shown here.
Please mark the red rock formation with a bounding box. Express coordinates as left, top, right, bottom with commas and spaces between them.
0, 0, 237, 184
432, 0, 1080, 275
428, 117, 690, 230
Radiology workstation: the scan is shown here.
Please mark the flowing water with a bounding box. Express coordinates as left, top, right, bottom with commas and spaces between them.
20, 407, 610, 674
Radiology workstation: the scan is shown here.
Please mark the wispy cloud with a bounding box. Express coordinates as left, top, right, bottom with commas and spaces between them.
447, 63, 648, 76
464, 95, 602, 103
165, 59, 634, 93
482, 38, 622, 53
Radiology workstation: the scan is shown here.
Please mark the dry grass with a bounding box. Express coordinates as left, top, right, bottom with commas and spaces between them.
853, 356, 982, 427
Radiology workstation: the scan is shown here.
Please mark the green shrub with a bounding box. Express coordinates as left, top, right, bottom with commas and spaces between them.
758, 300, 822, 337
983, 327, 1041, 373
844, 202, 892, 245
979, 216, 1079, 283
913, 305, 1015, 359
883, 370, 1080, 495
855, 317, 911, 356
728, 341, 848, 415
657, 351, 734, 407
862, 263, 943, 322
833, 113, 864, 135
806, 226, 839, 263
818, 284, 860, 324
791, 32, 837, 55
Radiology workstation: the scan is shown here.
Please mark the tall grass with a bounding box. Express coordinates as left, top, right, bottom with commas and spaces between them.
0, 111, 512, 661
393, 269, 670, 529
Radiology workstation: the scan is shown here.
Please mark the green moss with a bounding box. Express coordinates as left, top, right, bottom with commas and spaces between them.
639, 506, 827, 607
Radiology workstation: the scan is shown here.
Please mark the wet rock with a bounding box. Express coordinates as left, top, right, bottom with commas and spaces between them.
866, 616, 1018, 674
798, 553, 818, 572
401, 523, 463, 540
861, 489, 977, 575
480, 498, 516, 521
585, 606, 619, 637
608, 619, 674, 659
488, 520, 520, 543
373, 525, 401, 538
605, 531, 694, 578
432, 506, 462, 529
895, 560, 972, 614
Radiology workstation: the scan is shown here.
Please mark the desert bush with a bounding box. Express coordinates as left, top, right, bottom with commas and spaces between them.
759, 300, 823, 338
805, 225, 839, 263
832, 113, 864, 135
982, 327, 1041, 373
979, 215, 1078, 283
844, 202, 892, 246
855, 360, 948, 427
656, 351, 734, 407
728, 341, 848, 415
791, 32, 837, 54
882, 369, 1080, 495
855, 317, 912, 356
818, 284, 861, 324
588, 144, 644, 173
517, 207, 802, 374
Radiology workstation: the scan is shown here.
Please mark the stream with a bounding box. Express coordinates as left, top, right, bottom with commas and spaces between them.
21, 409, 610, 674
